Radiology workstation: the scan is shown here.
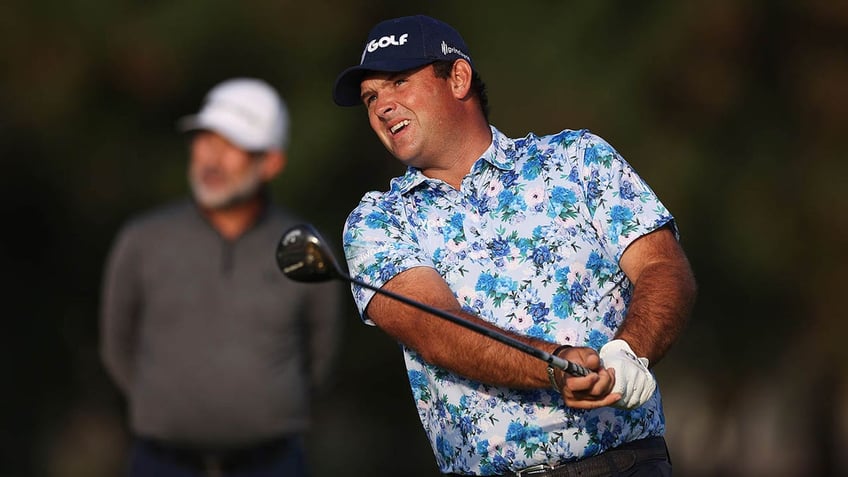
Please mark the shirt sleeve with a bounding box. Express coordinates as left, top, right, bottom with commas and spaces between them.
576, 131, 676, 262
342, 190, 436, 325
99, 222, 141, 394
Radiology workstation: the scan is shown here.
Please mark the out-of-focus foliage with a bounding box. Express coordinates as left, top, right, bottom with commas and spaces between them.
2, 1, 846, 476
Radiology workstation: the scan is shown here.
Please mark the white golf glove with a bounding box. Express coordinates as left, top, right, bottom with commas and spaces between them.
599, 339, 656, 409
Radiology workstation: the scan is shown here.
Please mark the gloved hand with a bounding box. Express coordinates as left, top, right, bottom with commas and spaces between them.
599, 339, 656, 409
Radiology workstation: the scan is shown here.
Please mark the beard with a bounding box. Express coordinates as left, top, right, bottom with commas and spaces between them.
189, 163, 264, 210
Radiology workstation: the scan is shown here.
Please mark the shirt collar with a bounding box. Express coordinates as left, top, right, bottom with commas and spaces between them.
393, 126, 516, 195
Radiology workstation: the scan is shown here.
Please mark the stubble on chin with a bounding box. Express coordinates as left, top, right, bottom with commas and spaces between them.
189, 167, 263, 210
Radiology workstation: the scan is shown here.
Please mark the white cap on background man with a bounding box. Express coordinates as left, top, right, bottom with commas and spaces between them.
179, 78, 289, 152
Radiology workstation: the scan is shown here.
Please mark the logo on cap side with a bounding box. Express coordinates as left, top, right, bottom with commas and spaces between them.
360, 34, 410, 63
441, 41, 470, 62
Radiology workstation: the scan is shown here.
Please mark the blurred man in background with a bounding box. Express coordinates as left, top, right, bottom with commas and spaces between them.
100, 77, 342, 477
333, 15, 696, 476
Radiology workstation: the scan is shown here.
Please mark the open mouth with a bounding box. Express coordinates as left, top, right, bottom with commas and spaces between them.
390, 119, 410, 135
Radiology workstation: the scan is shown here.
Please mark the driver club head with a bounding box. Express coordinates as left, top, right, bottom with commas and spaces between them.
275, 224, 343, 283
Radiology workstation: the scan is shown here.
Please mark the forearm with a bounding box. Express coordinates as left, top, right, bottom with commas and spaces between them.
372, 300, 559, 389
365, 267, 608, 393
616, 258, 696, 365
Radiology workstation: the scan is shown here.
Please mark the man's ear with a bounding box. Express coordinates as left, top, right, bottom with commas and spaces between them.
450, 59, 474, 99
260, 150, 287, 181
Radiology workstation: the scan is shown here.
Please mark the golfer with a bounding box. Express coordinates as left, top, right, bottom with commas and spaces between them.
333, 15, 696, 477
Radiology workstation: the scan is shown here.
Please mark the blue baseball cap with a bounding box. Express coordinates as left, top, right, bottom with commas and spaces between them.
332, 15, 474, 107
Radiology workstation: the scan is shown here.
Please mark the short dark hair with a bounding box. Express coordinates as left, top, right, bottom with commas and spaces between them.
432, 60, 489, 120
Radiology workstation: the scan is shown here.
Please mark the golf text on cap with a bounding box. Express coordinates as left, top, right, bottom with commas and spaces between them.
441, 41, 470, 62
360, 34, 409, 63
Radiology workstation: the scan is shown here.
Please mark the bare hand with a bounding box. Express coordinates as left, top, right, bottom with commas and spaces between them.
558, 347, 621, 409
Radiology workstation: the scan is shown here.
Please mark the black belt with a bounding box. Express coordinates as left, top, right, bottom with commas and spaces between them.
138, 435, 294, 475
510, 437, 669, 477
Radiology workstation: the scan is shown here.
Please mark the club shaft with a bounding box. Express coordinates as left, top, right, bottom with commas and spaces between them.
345, 274, 589, 377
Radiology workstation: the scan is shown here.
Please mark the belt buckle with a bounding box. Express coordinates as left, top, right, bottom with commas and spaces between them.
515, 463, 555, 476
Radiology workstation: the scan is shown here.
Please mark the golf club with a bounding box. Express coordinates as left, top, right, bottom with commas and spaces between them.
275, 223, 590, 377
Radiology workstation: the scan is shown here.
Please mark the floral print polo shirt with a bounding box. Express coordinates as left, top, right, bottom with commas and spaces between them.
343, 126, 674, 475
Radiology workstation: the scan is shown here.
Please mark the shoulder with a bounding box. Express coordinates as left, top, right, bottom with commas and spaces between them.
118, 199, 194, 236
345, 189, 401, 229
534, 129, 626, 169
509, 128, 587, 149
501, 128, 590, 163
351, 172, 415, 215
104, 199, 192, 261
495, 128, 590, 175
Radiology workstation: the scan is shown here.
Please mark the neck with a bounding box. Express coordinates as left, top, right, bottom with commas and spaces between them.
423, 115, 492, 190
199, 194, 265, 240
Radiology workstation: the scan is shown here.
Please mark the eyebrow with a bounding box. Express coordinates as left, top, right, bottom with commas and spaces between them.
385, 70, 408, 81
359, 71, 404, 103
359, 65, 433, 103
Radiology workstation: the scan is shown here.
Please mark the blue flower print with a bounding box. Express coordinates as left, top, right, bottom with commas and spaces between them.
531, 245, 553, 267
602, 308, 619, 330
436, 434, 454, 461
476, 273, 497, 295
498, 190, 516, 209
587, 329, 609, 350
583, 143, 599, 165
609, 205, 637, 241
610, 205, 634, 224
501, 170, 519, 189
569, 280, 587, 304
506, 421, 547, 445
619, 180, 637, 201
528, 301, 549, 320
527, 324, 547, 339
379, 262, 399, 283
568, 166, 580, 182
586, 170, 602, 205
522, 155, 543, 180
347, 210, 363, 228
551, 186, 577, 206
364, 210, 385, 229
552, 292, 572, 319
491, 454, 511, 474
586, 251, 616, 285
490, 238, 511, 257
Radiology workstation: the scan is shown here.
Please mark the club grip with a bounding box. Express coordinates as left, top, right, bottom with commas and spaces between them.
550, 354, 590, 377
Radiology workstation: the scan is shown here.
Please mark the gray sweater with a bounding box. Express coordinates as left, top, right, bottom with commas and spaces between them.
100, 199, 342, 449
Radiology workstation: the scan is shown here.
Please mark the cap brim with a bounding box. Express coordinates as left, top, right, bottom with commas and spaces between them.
177, 114, 204, 133
177, 114, 266, 152
332, 58, 438, 107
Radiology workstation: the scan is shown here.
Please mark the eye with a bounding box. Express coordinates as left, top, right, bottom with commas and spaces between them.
394, 78, 407, 87
363, 94, 376, 106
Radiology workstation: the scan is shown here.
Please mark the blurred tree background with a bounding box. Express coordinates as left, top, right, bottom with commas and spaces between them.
1, 1, 846, 476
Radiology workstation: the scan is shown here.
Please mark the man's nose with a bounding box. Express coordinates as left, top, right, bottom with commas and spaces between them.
375, 94, 396, 118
